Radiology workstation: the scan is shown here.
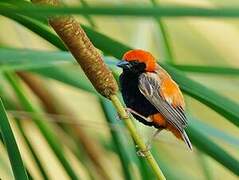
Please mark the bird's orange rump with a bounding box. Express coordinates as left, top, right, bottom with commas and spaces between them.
150, 113, 182, 139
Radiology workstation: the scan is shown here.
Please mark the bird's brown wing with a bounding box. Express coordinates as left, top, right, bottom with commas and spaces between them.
138, 72, 187, 133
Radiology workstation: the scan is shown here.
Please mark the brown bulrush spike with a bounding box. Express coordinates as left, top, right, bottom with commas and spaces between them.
32, 0, 118, 98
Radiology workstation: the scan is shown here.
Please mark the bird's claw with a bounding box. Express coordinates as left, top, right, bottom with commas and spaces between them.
146, 143, 152, 150
136, 145, 151, 157
122, 113, 130, 119
118, 108, 131, 119
116, 109, 130, 120
123, 108, 131, 119
115, 113, 121, 121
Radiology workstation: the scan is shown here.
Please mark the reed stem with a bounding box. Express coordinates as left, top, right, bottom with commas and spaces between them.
110, 95, 166, 180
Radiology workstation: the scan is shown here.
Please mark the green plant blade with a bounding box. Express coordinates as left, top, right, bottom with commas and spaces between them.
32, 66, 95, 93
2, 3, 239, 18
0, 48, 72, 72
172, 65, 239, 75
3, 14, 67, 51
4, 72, 78, 180
191, 120, 239, 147
3, 12, 129, 58
187, 124, 239, 175
0, 48, 116, 72
0, 99, 28, 180
2, 13, 129, 58
0, 48, 71, 64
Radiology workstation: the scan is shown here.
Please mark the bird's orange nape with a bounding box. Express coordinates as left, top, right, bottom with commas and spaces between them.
123, 49, 157, 72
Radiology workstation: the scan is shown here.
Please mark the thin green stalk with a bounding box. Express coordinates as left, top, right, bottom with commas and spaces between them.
26, 169, 33, 180
78, 0, 96, 28
110, 95, 166, 180
150, 0, 173, 63
4, 72, 78, 180
0, 99, 28, 180
100, 98, 137, 180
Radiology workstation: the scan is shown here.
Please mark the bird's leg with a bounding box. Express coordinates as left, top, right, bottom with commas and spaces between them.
125, 108, 153, 123
145, 128, 163, 149
136, 128, 163, 157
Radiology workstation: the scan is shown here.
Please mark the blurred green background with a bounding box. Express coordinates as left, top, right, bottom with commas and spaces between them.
0, 0, 239, 179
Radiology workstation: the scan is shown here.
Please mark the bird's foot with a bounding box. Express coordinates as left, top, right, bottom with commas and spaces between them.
125, 108, 153, 122
115, 113, 121, 121
137, 128, 163, 157
145, 128, 163, 146
136, 145, 151, 157
115, 109, 130, 120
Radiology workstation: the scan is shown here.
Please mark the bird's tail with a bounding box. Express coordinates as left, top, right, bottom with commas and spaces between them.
181, 130, 193, 151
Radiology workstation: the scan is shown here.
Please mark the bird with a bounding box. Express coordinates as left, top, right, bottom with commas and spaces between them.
117, 49, 192, 150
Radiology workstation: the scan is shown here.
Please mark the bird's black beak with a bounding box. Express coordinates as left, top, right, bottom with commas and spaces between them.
117, 61, 131, 69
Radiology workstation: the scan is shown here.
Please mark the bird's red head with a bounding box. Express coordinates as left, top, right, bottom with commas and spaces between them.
123, 49, 157, 72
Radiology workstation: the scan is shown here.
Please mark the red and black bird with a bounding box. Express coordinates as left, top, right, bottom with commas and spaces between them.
117, 49, 192, 150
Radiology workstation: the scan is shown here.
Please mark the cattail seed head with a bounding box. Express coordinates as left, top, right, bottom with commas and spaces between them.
32, 0, 118, 97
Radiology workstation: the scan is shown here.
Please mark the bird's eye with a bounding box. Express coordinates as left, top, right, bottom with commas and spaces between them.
130, 61, 146, 73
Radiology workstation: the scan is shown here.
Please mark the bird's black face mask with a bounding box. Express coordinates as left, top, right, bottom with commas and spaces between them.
117, 60, 146, 74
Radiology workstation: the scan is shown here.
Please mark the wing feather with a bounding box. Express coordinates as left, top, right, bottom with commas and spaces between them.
138, 72, 187, 133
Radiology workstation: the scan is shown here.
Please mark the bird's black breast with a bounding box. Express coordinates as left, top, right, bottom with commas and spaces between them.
119, 72, 158, 126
